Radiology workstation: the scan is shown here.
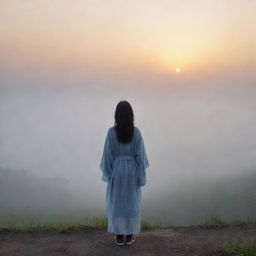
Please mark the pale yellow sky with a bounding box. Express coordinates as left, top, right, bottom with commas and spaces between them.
0, 0, 255, 79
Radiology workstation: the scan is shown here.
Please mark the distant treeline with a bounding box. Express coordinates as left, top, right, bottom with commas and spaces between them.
143, 170, 256, 226
0, 167, 99, 227
1, 166, 256, 227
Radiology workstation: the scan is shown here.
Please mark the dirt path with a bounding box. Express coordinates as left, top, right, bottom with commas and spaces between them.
1, 224, 256, 256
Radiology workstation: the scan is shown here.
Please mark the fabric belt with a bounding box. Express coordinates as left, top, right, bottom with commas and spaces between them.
114, 155, 135, 161
109, 155, 136, 182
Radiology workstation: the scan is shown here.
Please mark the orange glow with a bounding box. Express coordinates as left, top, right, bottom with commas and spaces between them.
0, 0, 255, 79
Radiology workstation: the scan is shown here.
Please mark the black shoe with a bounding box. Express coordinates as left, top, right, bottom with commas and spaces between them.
125, 234, 135, 245
115, 235, 125, 246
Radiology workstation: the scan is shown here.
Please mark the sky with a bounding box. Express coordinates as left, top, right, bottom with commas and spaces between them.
0, 0, 255, 84
0, 0, 256, 225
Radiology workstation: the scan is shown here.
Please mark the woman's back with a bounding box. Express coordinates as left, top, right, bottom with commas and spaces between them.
107, 126, 140, 157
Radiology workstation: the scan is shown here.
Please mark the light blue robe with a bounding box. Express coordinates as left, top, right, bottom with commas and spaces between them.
100, 126, 149, 235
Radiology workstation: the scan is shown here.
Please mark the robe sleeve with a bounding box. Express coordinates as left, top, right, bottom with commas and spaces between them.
100, 128, 114, 183
135, 129, 150, 186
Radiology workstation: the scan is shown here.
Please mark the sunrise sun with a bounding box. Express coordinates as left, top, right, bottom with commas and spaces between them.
176, 68, 181, 73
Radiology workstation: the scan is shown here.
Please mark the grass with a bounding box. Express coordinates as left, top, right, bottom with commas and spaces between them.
197, 214, 255, 229
141, 219, 169, 229
0, 216, 169, 233
1, 214, 255, 232
221, 241, 256, 256
0, 216, 108, 233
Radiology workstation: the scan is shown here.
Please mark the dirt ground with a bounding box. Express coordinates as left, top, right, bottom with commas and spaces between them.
1, 224, 256, 256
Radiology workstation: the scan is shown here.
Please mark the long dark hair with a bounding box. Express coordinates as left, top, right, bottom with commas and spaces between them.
114, 101, 134, 143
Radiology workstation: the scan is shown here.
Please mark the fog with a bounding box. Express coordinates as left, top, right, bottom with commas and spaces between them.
0, 72, 256, 226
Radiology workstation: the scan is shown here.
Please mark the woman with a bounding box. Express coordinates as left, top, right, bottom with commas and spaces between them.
100, 100, 149, 246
